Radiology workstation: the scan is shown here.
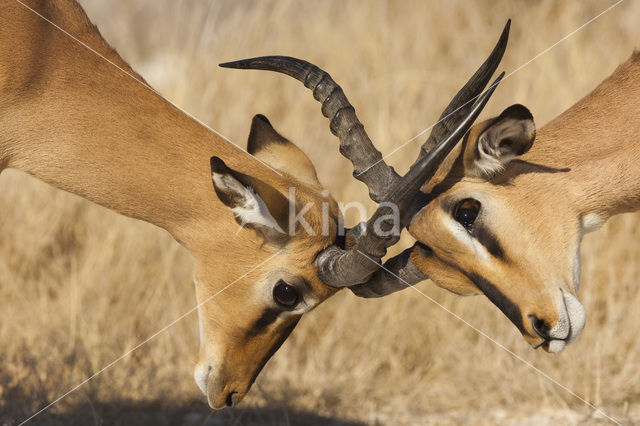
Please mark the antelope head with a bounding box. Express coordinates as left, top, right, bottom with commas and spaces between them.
345, 20, 586, 353
407, 103, 586, 354
194, 113, 340, 409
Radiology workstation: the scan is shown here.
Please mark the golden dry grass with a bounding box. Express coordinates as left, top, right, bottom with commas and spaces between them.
2, 1, 640, 425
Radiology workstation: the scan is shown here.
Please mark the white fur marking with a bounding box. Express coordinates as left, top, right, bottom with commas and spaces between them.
549, 291, 571, 340
473, 135, 508, 178
195, 288, 204, 345
571, 244, 582, 292
548, 339, 566, 354
563, 290, 586, 345
581, 213, 604, 233
547, 289, 586, 352
571, 213, 603, 291
471, 119, 531, 178
213, 172, 284, 233
194, 364, 209, 396
445, 219, 490, 263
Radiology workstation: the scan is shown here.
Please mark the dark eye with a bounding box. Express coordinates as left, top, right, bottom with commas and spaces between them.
454, 198, 481, 230
273, 281, 299, 309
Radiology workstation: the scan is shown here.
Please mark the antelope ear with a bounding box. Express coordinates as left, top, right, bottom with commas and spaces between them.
247, 114, 321, 187
211, 156, 289, 242
463, 104, 535, 179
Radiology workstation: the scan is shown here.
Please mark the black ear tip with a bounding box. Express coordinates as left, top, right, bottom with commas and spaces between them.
253, 114, 272, 126
210, 156, 228, 174
506, 104, 533, 121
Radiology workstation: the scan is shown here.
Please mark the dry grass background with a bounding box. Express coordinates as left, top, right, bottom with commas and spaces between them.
1, 0, 640, 425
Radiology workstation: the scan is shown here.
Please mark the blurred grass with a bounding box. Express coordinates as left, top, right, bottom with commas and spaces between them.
2, 0, 640, 425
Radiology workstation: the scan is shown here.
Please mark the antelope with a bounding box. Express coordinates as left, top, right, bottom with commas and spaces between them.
0, 0, 510, 409
354, 49, 640, 354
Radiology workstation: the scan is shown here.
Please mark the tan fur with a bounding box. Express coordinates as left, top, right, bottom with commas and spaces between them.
0, 0, 340, 407
409, 51, 640, 350
253, 142, 323, 189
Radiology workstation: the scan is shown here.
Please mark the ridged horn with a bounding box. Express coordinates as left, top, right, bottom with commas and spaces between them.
219, 56, 401, 203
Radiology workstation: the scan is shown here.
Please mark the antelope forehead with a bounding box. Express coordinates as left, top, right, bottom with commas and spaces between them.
289, 201, 337, 237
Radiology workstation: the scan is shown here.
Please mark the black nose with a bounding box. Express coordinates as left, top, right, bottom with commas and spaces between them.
226, 391, 238, 407
529, 315, 551, 339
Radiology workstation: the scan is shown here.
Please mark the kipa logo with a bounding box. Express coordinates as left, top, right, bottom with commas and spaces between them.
232, 187, 402, 238
286, 187, 400, 237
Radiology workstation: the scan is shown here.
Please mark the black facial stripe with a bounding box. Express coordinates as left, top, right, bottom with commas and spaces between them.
421, 250, 525, 335
246, 308, 281, 338
249, 318, 300, 386
473, 226, 505, 260
467, 273, 525, 334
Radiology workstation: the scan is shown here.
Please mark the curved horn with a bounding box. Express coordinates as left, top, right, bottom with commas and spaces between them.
219, 56, 400, 203
317, 73, 503, 287
417, 19, 510, 162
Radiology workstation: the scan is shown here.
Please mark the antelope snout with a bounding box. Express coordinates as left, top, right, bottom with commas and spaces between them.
527, 289, 586, 353
194, 362, 247, 410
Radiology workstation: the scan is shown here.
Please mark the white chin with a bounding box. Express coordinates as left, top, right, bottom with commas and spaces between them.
563, 291, 586, 344
548, 339, 566, 353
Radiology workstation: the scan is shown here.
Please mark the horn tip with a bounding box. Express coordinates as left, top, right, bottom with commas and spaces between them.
501, 19, 511, 40
219, 60, 243, 69
485, 71, 506, 95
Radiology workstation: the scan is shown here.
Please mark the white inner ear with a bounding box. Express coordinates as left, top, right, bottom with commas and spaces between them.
472, 118, 532, 179
213, 173, 284, 233
473, 133, 509, 178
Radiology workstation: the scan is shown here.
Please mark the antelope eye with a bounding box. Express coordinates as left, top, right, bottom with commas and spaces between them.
454, 198, 481, 230
273, 280, 299, 309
